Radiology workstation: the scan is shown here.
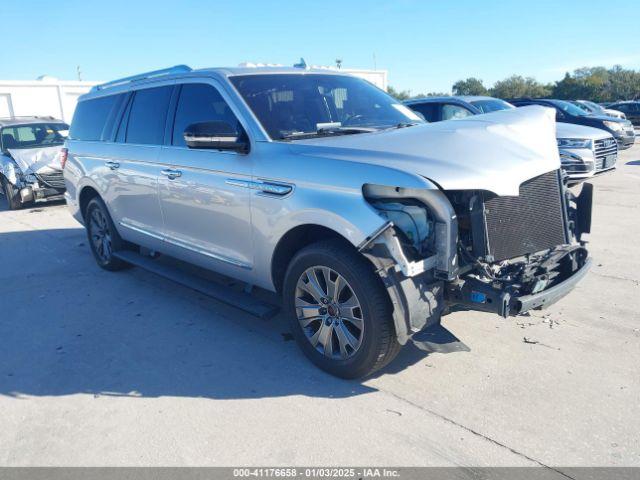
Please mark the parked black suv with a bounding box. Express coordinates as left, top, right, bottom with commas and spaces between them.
607, 101, 640, 127
509, 98, 635, 149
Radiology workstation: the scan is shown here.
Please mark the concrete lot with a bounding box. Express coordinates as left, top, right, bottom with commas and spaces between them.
0, 144, 638, 470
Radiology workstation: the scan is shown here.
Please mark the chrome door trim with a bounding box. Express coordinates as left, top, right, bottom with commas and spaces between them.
120, 221, 251, 270
163, 233, 251, 269
119, 221, 164, 240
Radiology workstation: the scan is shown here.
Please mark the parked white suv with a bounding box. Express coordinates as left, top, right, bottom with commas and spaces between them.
63, 65, 593, 378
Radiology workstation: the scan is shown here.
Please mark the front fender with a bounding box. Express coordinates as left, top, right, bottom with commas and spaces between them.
0, 155, 21, 185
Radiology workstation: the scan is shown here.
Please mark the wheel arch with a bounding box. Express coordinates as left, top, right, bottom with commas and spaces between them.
78, 185, 101, 220
270, 224, 357, 294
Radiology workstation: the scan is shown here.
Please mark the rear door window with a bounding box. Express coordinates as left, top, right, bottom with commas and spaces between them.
125, 86, 173, 145
70, 94, 122, 141
171, 83, 241, 147
442, 104, 473, 120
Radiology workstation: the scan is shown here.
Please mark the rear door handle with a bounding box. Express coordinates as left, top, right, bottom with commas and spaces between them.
161, 169, 182, 180
105, 161, 120, 170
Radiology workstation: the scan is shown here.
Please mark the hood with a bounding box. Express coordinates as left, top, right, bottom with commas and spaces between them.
556, 122, 611, 141
7, 146, 63, 174
583, 113, 625, 123
289, 105, 559, 196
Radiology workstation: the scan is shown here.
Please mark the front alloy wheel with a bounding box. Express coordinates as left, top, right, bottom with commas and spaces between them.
295, 266, 364, 360
284, 240, 400, 379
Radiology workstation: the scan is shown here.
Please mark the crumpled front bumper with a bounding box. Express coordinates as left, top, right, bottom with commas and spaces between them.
513, 257, 592, 314
444, 248, 591, 318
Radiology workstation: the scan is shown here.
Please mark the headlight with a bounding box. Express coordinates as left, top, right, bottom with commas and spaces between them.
604, 120, 623, 132
557, 138, 592, 149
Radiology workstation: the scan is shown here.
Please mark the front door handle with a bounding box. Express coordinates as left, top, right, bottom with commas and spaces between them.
161, 169, 182, 180
105, 161, 120, 170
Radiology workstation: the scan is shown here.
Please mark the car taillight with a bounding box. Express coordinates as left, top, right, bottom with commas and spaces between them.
60, 148, 68, 169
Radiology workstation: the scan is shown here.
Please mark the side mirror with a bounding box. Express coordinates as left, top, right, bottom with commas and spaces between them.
183, 121, 249, 153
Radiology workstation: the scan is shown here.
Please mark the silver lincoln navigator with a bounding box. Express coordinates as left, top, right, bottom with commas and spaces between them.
64, 65, 593, 378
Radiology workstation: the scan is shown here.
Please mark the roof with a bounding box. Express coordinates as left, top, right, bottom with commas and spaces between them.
0, 116, 66, 127
196, 66, 354, 77
81, 64, 359, 102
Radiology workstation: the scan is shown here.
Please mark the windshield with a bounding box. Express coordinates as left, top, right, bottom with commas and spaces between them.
552, 100, 589, 116
469, 98, 514, 113
230, 74, 424, 140
1, 123, 69, 150
582, 100, 605, 113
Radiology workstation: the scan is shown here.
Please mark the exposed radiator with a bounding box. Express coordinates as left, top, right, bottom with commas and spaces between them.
482, 170, 567, 262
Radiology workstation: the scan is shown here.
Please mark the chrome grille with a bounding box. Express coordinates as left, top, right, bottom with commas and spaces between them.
593, 137, 617, 171
35, 170, 66, 189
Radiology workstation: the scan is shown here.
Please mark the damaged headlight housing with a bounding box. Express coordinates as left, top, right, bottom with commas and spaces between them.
370, 201, 434, 256
557, 138, 592, 149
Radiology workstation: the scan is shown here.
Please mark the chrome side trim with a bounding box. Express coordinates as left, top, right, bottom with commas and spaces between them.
225, 178, 293, 197
119, 221, 251, 269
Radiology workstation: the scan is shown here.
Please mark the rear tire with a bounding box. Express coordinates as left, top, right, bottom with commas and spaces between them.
85, 197, 130, 271
283, 239, 400, 379
1, 177, 23, 210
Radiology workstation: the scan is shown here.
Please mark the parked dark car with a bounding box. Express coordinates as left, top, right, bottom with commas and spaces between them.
404, 95, 514, 121
607, 101, 640, 126
509, 98, 635, 150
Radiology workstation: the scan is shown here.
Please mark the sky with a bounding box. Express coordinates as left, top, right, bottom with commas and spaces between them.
4, 0, 640, 93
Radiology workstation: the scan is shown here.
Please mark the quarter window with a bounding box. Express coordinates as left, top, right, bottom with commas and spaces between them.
172, 83, 241, 147
125, 86, 173, 145
408, 103, 438, 122
70, 94, 122, 141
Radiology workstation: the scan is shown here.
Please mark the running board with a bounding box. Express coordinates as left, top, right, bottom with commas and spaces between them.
113, 250, 279, 320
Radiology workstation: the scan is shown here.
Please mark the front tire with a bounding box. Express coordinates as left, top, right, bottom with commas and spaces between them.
283, 240, 400, 379
1, 177, 23, 210
85, 197, 130, 271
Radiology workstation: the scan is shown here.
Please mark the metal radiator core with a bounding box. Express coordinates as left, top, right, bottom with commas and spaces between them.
483, 170, 567, 262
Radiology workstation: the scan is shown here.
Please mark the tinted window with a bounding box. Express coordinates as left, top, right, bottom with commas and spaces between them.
172, 84, 241, 146
408, 103, 438, 122
442, 104, 473, 120
125, 86, 173, 145
70, 94, 121, 141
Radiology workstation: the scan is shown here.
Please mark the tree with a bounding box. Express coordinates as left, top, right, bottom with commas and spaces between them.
387, 85, 413, 101
489, 75, 551, 99
452, 77, 488, 96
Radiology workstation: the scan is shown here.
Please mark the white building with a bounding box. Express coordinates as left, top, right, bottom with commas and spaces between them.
0, 76, 99, 123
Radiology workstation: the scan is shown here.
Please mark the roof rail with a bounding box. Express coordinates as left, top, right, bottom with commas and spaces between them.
91, 65, 192, 92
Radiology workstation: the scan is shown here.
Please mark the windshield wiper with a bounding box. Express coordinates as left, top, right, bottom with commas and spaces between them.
280, 126, 376, 140
389, 122, 421, 130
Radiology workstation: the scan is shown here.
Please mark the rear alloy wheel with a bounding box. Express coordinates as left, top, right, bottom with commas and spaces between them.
284, 240, 400, 379
85, 197, 130, 271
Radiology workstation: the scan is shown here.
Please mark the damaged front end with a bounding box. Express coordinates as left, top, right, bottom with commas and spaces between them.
360, 169, 592, 344
0, 147, 66, 205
